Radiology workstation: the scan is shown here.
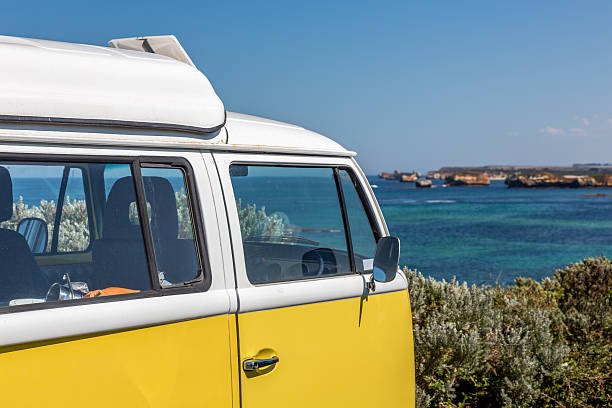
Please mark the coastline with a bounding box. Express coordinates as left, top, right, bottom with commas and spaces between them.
378, 165, 612, 188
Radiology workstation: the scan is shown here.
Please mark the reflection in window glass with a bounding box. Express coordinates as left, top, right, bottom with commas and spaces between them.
58, 168, 90, 252
230, 165, 351, 284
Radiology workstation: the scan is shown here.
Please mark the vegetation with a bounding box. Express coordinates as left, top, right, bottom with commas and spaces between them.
0, 192, 195, 252
236, 198, 285, 240
0, 196, 89, 252
407, 257, 612, 407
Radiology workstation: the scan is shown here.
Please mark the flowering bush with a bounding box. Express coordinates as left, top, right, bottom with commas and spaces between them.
235, 198, 284, 240
0, 196, 89, 252
407, 257, 612, 407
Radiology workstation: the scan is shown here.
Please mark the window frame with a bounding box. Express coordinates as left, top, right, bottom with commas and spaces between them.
228, 162, 382, 285
337, 167, 382, 246
0, 153, 211, 315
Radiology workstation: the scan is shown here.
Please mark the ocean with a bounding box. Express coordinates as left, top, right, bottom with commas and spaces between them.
369, 177, 612, 285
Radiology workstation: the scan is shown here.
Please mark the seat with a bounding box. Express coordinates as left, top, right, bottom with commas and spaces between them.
92, 176, 198, 291
0, 166, 49, 303
91, 177, 152, 291
142, 176, 199, 284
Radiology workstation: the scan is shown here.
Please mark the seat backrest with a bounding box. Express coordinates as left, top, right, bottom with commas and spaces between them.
92, 176, 151, 290
0, 166, 48, 303
92, 176, 198, 290
142, 176, 199, 284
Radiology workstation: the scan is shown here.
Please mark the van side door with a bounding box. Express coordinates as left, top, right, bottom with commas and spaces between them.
214, 152, 415, 408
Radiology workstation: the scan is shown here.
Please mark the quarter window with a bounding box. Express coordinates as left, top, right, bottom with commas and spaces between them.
141, 167, 201, 286
339, 170, 378, 272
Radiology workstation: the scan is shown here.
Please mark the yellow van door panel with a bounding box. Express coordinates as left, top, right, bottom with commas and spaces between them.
238, 290, 415, 408
0, 315, 233, 408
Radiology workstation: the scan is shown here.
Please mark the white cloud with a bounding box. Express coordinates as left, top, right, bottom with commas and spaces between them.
539, 125, 565, 135
573, 115, 592, 127
568, 127, 587, 136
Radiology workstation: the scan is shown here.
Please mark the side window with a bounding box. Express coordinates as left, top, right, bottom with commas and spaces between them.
230, 165, 351, 284
0, 161, 154, 308
0, 158, 206, 310
57, 168, 90, 252
339, 170, 378, 272
141, 167, 201, 286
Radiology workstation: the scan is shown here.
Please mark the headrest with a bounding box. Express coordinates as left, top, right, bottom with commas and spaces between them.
143, 176, 179, 240
103, 176, 178, 240
0, 166, 13, 222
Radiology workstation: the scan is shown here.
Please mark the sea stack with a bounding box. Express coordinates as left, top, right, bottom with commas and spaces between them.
400, 173, 418, 182
416, 179, 433, 188
444, 173, 490, 186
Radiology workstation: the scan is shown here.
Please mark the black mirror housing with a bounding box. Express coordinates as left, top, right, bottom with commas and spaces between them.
372, 236, 400, 283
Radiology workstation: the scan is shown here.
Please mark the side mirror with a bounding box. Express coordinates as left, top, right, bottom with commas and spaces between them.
17, 217, 48, 254
372, 236, 400, 283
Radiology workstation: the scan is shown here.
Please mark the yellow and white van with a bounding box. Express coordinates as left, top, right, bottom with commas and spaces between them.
0, 34, 415, 407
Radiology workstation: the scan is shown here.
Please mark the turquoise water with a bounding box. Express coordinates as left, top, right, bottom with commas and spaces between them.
369, 177, 612, 285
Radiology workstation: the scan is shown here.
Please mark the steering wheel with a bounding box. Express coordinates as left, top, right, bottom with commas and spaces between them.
302, 250, 325, 276
45, 282, 63, 302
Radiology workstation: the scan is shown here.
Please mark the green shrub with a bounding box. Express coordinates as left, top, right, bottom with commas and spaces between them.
407, 257, 612, 407
236, 198, 284, 240
541, 258, 612, 407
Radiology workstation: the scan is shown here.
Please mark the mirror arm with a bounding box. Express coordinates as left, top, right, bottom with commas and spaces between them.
366, 274, 376, 292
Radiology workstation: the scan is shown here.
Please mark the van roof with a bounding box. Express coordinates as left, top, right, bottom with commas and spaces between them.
0, 35, 353, 157
225, 112, 350, 156
0, 35, 225, 133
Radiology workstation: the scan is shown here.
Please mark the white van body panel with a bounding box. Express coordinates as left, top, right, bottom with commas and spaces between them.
224, 112, 350, 155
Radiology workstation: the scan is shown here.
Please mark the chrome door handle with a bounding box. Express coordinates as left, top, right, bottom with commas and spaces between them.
243, 356, 279, 371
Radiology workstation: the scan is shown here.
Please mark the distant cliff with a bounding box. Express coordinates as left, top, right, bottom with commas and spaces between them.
378, 170, 420, 182
506, 172, 612, 188
444, 173, 490, 186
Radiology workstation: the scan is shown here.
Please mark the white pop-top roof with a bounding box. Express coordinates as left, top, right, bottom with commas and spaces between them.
0, 35, 225, 133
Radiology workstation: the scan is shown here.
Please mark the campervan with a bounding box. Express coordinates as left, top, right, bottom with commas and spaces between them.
0, 35, 415, 407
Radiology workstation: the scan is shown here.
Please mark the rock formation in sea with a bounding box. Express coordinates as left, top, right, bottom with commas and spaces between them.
505, 172, 612, 188
378, 170, 420, 182
416, 179, 432, 188
400, 173, 418, 182
444, 173, 490, 186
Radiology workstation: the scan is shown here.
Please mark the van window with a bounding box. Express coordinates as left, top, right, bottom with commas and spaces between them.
230, 165, 352, 284
339, 170, 378, 272
141, 167, 200, 286
0, 161, 151, 307
0, 158, 206, 310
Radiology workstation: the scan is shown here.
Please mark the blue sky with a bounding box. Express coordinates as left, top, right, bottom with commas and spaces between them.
3, 1, 612, 173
